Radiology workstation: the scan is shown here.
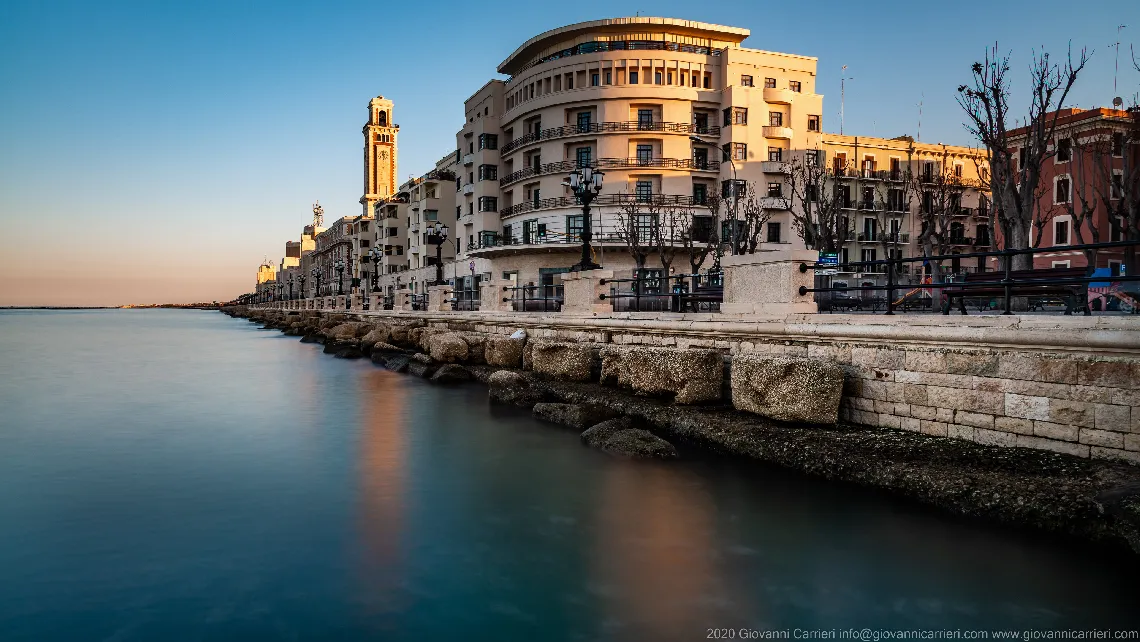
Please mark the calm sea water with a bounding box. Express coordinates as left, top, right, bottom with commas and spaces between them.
0, 310, 1136, 641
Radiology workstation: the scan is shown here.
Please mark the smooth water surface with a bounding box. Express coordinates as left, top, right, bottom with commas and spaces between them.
0, 310, 1136, 641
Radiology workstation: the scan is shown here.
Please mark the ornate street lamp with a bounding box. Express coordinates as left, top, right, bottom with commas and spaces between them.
563, 166, 604, 271
288, 276, 294, 300
299, 274, 306, 299
311, 266, 321, 298
427, 222, 449, 285
335, 257, 346, 295
368, 245, 382, 292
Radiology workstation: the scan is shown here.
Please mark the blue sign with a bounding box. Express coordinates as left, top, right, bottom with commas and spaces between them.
817, 252, 839, 267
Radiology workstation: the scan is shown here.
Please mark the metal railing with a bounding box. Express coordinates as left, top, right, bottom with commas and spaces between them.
501, 193, 706, 218
500, 121, 721, 155
499, 157, 719, 186
452, 287, 480, 311
503, 284, 563, 312
410, 294, 428, 311
600, 270, 723, 312
799, 239, 1140, 316
511, 40, 724, 76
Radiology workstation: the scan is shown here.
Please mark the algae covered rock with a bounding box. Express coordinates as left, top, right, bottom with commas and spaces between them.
730, 355, 843, 424
530, 342, 593, 382
488, 370, 551, 408
431, 364, 472, 384
485, 336, 525, 368
428, 333, 469, 363
599, 346, 723, 404
533, 402, 621, 430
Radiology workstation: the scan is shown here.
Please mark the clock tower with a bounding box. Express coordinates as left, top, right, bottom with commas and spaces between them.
361, 96, 398, 216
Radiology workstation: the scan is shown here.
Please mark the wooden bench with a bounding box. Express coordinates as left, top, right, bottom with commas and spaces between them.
941, 268, 1090, 315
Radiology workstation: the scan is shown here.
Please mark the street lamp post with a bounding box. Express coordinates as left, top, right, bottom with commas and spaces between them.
368, 246, 382, 293
428, 222, 449, 285
288, 277, 294, 300
563, 166, 604, 272
299, 274, 306, 300
335, 258, 345, 296
311, 266, 321, 299
690, 135, 738, 264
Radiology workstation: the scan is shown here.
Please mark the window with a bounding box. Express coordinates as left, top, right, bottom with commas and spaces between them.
629, 71, 639, 84
1112, 132, 1124, 156
635, 214, 657, 244
1053, 218, 1070, 245
478, 164, 497, 181
767, 182, 782, 198
424, 210, 438, 221
806, 149, 821, 166
1056, 138, 1071, 162
922, 161, 935, 182
764, 77, 776, 88
733, 107, 748, 125
478, 134, 498, 150
768, 111, 783, 126
789, 80, 801, 92
703, 74, 710, 89
768, 147, 782, 162
576, 146, 592, 168
722, 108, 731, 127
766, 221, 781, 243
566, 74, 573, 89
692, 215, 714, 242
861, 248, 878, 267
577, 111, 592, 132
1055, 176, 1070, 204
636, 144, 653, 165
732, 143, 747, 161
976, 224, 990, 246
953, 164, 963, 178
693, 183, 708, 205
590, 73, 599, 86
1018, 146, 1027, 169
694, 112, 708, 133
863, 218, 878, 242
636, 109, 655, 130
531, 188, 541, 207
655, 71, 663, 84
807, 115, 820, 132
922, 191, 933, 214
722, 179, 745, 198
887, 188, 904, 212
566, 215, 584, 241
635, 180, 653, 202
694, 147, 709, 169
1112, 171, 1124, 199
741, 75, 754, 87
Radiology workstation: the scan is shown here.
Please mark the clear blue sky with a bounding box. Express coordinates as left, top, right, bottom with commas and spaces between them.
0, 0, 1135, 304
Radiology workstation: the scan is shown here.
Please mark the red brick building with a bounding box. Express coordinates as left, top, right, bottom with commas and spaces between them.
1007, 107, 1138, 273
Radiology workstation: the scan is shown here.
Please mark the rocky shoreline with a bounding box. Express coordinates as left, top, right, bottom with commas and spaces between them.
228, 306, 1140, 556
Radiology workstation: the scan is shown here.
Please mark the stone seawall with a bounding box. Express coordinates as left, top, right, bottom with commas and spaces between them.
243, 305, 1140, 466
229, 306, 1140, 554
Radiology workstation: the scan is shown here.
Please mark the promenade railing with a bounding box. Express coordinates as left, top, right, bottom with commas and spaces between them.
600, 270, 723, 312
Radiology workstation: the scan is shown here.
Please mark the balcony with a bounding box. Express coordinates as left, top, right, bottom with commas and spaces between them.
763, 87, 795, 104
498, 157, 720, 187
758, 196, 789, 210
462, 183, 475, 195
462, 153, 475, 166
499, 122, 721, 155
761, 161, 789, 174
762, 126, 793, 139
949, 236, 973, 246
885, 233, 910, 244
509, 39, 725, 78
499, 193, 707, 218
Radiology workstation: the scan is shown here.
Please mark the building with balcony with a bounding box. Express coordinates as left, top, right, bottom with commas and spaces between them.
445, 17, 826, 289
818, 134, 990, 284
1006, 106, 1138, 272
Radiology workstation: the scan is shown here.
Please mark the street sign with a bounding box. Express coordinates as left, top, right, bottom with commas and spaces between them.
469, 261, 476, 274
817, 269, 838, 276
817, 252, 839, 267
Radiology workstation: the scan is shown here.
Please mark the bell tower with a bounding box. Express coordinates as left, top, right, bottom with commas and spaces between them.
361, 96, 398, 216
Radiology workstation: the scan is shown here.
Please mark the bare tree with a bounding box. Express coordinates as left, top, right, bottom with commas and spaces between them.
737, 181, 776, 253
957, 43, 1089, 268
786, 151, 850, 252
681, 193, 722, 275
616, 196, 655, 271
911, 152, 966, 285
654, 200, 686, 276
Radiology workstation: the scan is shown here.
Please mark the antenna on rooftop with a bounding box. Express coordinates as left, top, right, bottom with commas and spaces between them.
840, 65, 854, 135
1111, 25, 1126, 96
917, 93, 924, 142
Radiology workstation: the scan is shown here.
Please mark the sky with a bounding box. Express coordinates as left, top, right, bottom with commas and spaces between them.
0, 0, 1136, 305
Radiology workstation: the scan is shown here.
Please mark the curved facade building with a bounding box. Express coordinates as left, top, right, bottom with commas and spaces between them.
453, 17, 825, 285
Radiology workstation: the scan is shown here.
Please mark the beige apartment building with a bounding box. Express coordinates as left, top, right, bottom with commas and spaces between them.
445, 17, 826, 293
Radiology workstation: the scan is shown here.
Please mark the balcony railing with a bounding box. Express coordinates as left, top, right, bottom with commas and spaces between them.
500, 121, 721, 155
500, 193, 706, 218
499, 157, 720, 186
511, 39, 724, 77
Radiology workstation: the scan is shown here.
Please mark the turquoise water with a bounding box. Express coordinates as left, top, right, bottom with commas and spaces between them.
0, 309, 1136, 641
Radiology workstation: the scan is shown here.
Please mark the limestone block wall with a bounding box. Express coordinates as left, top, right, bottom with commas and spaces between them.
262, 306, 1140, 465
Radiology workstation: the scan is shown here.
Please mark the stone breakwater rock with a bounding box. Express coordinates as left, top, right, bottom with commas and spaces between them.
532, 402, 621, 430
334, 346, 362, 359
488, 370, 552, 408
299, 333, 321, 344
323, 341, 355, 354
407, 361, 437, 378
411, 353, 433, 364
457, 333, 486, 365
530, 342, 594, 382
358, 327, 391, 351
580, 418, 678, 459
428, 333, 469, 364
599, 346, 723, 404
324, 322, 371, 343
484, 336, 525, 368
370, 341, 402, 354
730, 355, 844, 424
377, 354, 410, 373
431, 364, 472, 384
